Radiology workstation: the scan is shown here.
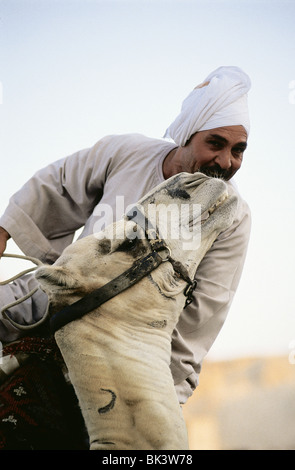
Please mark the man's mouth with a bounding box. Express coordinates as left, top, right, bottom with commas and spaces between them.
199, 165, 232, 181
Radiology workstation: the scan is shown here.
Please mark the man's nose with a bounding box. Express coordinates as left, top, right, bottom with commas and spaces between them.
214, 149, 232, 170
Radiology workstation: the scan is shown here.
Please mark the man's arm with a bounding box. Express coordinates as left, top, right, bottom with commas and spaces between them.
0, 137, 115, 262
0, 227, 10, 258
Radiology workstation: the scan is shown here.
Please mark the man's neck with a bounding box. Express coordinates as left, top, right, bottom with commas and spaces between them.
162, 148, 180, 179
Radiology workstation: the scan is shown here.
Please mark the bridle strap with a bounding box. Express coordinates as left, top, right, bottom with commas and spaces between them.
50, 250, 167, 334
126, 205, 197, 306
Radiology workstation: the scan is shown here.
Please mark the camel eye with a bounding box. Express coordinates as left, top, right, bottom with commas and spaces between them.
116, 237, 148, 259
166, 188, 190, 200
97, 238, 112, 255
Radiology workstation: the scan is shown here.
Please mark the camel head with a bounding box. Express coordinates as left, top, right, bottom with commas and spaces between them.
36, 172, 237, 318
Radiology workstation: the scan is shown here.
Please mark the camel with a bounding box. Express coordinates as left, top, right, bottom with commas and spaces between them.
35, 172, 238, 450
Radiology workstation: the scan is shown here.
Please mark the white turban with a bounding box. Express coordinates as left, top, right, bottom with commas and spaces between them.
164, 66, 251, 147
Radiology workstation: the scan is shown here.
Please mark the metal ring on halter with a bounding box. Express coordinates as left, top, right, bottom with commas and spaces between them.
156, 246, 172, 262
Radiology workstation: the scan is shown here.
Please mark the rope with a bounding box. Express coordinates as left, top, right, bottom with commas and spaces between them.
0, 253, 43, 285
0, 253, 50, 331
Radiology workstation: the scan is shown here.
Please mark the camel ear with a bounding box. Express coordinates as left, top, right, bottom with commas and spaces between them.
35, 265, 78, 292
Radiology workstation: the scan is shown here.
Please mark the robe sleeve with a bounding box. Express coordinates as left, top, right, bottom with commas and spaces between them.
0, 138, 112, 263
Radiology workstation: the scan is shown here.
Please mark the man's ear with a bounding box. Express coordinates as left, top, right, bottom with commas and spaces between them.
35, 265, 78, 293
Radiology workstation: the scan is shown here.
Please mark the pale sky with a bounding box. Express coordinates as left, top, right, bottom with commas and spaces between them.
0, 0, 295, 360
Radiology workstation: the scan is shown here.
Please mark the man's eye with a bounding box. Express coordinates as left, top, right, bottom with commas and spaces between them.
209, 140, 222, 148
232, 148, 244, 158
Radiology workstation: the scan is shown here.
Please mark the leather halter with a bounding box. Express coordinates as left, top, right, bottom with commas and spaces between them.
50, 206, 197, 334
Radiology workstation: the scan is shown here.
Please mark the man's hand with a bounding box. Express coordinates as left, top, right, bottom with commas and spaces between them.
0, 227, 11, 258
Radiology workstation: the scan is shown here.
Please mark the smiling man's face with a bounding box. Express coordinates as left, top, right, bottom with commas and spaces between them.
163, 125, 248, 181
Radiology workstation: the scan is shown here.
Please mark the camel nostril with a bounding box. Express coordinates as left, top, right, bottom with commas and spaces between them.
98, 389, 117, 415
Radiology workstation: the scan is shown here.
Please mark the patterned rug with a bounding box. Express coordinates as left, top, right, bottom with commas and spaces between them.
0, 336, 89, 450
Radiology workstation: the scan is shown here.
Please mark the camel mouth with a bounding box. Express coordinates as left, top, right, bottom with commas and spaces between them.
208, 191, 229, 214
201, 191, 229, 223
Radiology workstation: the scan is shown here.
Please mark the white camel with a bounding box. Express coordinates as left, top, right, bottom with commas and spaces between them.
35, 172, 238, 450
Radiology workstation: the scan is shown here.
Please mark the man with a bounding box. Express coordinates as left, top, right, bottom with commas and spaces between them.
0, 66, 251, 404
